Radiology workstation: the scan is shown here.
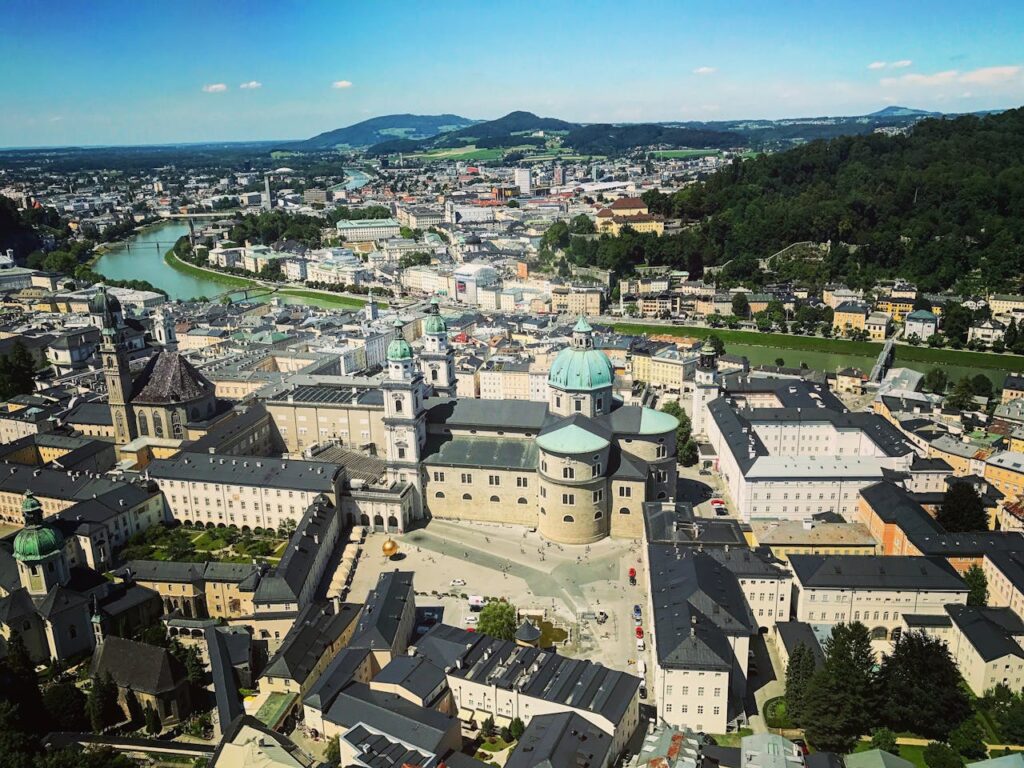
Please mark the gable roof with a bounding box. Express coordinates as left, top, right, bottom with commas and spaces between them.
91, 636, 186, 695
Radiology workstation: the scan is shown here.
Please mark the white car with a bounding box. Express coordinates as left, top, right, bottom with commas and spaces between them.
450, 579, 467, 587
465, 615, 479, 625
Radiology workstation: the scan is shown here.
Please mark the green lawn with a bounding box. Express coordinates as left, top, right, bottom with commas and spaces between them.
164, 250, 255, 288
278, 288, 371, 308
611, 322, 1024, 374
192, 531, 232, 551
651, 149, 721, 159
710, 729, 754, 747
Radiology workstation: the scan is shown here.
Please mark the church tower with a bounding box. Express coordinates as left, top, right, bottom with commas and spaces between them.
419, 298, 457, 397
691, 341, 720, 438
96, 286, 136, 445
13, 491, 70, 597
547, 316, 614, 418
381, 319, 426, 508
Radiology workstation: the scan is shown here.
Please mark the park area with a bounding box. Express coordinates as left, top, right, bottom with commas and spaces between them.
117, 523, 289, 564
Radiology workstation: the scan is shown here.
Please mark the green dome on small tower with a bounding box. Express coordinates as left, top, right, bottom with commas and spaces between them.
13, 491, 64, 563
548, 315, 614, 392
423, 300, 447, 336
387, 318, 413, 361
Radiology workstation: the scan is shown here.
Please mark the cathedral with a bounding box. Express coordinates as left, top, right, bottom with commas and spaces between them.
94, 286, 219, 447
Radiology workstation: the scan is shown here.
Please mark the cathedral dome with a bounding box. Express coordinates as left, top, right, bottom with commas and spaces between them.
548, 345, 613, 392
88, 286, 121, 317
423, 313, 447, 336
13, 492, 64, 563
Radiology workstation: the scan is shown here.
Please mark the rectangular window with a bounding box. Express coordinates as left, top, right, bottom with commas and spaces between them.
516, 477, 528, 488
562, 493, 575, 505
593, 489, 604, 502
461, 473, 473, 484
619, 486, 632, 498
488, 475, 500, 486
433, 471, 445, 482
563, 467, 575, 480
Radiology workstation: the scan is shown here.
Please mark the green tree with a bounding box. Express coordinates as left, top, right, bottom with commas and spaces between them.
509, 716, 525, 740
477, 600, 518, 641
37, 747, 138, 768
878, 630, 971, 738
785, 643, 817, 727
123, 687, 143, 727
569, 214, 595, 234
542, 221, 570, 250
706, 334, 725, 356
937, 483, 989, 533
802, 622, 878, 753
971, 375, 994, 400
85, 673, 122, 732
1006, 319, 1019, 349
0, 701, 38, 768
507, 199, 520, 208
144, 706, 161, 735
946, 377, 976, 410
481, 715, 496, 737
731, 293, 750, 318
659, 400, 692, 445
324, 736, 341, 766
923, 742, 964, 768
679, 439, 699, 467
965, 564, 989, 606
923, 368, 949, 394
0, 634, 46, 730
43, 682, 89, 732
0, 341, 37, 400
870, 727, 898, 753
949, 718, 987, 760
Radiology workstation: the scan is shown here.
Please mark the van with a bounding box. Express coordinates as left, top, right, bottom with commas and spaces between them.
636, 637, 646, 651
637, 659, 647, 676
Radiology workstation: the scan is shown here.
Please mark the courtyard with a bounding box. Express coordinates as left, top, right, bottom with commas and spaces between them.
347, 517, 654, 690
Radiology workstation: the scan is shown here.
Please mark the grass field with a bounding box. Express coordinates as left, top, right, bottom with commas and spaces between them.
651, 149, 721, 159
408, 145, 509, 162
278, 288, 372, 308
611, 322, 1024, 376
164, 251, 255, 288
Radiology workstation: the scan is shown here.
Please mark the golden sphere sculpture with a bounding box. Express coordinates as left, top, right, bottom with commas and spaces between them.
382, 538, 399, 559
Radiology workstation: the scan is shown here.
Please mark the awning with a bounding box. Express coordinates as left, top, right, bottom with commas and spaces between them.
494, 715, 512, 728
475, 709, 491, 723
457, 707, 474, 721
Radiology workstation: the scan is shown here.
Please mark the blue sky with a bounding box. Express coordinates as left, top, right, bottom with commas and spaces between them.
2, 0, 1023, 147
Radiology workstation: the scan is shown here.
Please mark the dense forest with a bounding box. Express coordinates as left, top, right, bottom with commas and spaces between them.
563, 123, 742, 153
635, 108, 1024, 293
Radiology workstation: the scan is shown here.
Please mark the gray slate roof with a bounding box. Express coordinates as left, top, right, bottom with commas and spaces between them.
788, 554, 966, 591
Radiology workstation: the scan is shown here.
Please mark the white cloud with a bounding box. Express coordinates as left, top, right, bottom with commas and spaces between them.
959, 65, 1021, 84
881, 66, 1022, 88
239, 80, 262, 90
868, 61, 887, 70
202, 83, 228, 93
693, 66, 716, 75
881, 70, 959, 87
890, 60, 913, 69
331, 80, 353, 89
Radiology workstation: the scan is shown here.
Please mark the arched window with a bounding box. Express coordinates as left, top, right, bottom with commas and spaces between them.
170, 411, 184, 439
517, 497, 528, 504
435, 492, 445, 498
619, 507, 631, 515
562, 515, 574, 523
138, 412, 149, 436
152, 412, 164, 438
594, 511, 603, 519
395, 398, 403, 413
657, 491, 667, 499
116, 412, 126, 438
462, 493, 472, 501
431, 369, 438, 381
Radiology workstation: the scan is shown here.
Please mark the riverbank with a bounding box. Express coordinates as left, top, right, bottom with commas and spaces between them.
612, 322, 1024, 379
163, 250, 384, 309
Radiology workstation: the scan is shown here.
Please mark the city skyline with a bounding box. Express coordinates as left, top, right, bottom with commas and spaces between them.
2, 0, 1023, 147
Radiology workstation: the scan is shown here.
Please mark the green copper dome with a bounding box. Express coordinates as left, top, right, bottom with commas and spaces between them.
423, 313, 447, 335
13, 492, 64, 563
548, 346, 614, 391
387, 319, 413, 361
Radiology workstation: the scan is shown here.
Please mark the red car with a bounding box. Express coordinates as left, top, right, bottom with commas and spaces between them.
628, 567, 637, 579
635, 626, 644, 639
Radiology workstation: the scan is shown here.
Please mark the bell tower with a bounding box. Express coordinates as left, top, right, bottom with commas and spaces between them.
691, 341, 720, 438
381, 320, 426, 506
97, 287, 136, 445
419, 298, 457, 397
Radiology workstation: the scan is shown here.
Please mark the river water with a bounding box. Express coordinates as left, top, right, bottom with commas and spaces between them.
94, 168, 371, 302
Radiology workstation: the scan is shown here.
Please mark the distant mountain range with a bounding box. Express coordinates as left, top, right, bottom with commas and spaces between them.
294, 106, 1003, 155
296, 113, 478, 150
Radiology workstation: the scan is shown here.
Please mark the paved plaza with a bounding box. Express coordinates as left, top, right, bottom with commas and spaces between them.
347, 518, 653, 685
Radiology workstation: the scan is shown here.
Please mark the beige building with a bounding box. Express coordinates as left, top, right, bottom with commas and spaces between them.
550, 286, 603, 316
790, 555, 968, 642
751, 519, 878, 563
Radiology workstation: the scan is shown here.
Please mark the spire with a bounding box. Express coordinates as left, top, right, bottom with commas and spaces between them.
21, 490, 43, 527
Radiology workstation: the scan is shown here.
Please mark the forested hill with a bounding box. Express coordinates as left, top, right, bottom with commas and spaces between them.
640, 107, 1024, 292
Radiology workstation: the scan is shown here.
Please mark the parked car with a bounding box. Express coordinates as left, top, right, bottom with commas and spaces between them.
793, 739, 809, 756
639, 685, 648, 700
635, 626, 644, 639
450, 578, 467, 587
632, 604, 643, 621
464, 615, 478, 625
636, 637, 646, 651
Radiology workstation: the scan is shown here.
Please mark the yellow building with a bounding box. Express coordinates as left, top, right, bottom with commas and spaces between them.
875, 297, 916, 322
985, 451, 1024, 500
989, 294, 1024, 316
750, 519, 878, 563
833, 301, 870, 335
125, 560, 263, 620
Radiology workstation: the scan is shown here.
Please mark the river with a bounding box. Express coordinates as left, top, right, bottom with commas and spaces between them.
94, 168, 372, 303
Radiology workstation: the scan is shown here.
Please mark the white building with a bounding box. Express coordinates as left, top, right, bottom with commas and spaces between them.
336, 218, 401, 242
514, 168, 532, 195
